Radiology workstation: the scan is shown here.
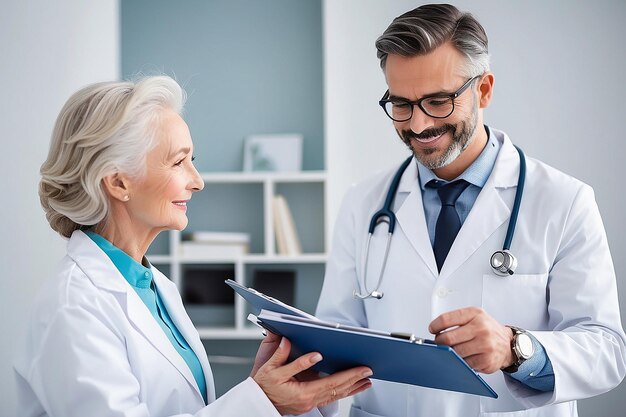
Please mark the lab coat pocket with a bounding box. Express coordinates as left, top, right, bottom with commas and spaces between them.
482, 273, 549, 328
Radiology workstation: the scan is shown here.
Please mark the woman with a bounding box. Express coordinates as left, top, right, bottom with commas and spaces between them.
14, 76, 372, 417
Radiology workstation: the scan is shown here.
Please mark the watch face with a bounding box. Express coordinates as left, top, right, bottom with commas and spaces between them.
516, 333, 534, 359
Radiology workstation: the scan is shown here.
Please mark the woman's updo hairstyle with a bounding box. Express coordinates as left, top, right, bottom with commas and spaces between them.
39, 76, 185, 237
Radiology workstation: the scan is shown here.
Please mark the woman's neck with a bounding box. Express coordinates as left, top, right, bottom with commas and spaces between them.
93, 216, 158, 263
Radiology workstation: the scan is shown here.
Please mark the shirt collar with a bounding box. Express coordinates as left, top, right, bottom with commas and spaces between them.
85, 231, 153, 289
418, 125, 500, 189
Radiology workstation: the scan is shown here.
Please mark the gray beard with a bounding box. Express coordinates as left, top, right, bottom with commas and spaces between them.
398, 101, 479, 170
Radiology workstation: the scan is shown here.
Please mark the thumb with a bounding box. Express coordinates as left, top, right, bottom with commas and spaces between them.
264, 337, 291, 370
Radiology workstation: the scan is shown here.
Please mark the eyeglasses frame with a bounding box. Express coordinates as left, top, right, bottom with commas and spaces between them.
378, 75, 482, 121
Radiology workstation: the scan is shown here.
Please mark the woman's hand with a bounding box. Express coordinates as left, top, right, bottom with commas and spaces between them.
252, 335, 373, 415
250, 332, 321, 383
250, 331, 283, 378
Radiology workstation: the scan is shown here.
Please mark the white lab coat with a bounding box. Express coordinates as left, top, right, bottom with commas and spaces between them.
14, 231, 330, 417
317, 129, 626, 417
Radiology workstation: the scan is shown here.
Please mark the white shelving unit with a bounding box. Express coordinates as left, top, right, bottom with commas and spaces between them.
149, 171, 327, 339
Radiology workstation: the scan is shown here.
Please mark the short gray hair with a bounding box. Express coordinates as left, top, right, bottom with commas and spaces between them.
39, 76, 186, 238
376, 4, 490, 77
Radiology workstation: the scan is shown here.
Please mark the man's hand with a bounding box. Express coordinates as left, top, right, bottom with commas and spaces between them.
429, 307, 515, 373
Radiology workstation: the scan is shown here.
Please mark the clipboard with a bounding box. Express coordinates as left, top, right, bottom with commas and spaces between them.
225, 279, 497, 398
225, 279, 316, 319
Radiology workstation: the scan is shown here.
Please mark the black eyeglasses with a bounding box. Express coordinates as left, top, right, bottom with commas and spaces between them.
379, 75, 481, 121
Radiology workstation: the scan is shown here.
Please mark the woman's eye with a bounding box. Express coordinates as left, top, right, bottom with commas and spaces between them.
174, 159, 184, 167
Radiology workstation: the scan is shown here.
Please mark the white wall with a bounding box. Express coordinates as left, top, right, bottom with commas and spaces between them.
0, 1, 119, 415
3, 1, 625, 415
324, 1, 626, 416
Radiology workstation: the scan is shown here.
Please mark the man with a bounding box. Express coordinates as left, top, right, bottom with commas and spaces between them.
316, 4, 626, 416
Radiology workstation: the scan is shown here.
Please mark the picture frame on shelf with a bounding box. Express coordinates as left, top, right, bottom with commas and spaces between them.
243, 134, 303, 172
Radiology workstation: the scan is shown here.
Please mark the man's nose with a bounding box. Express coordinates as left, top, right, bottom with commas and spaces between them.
408, 106, 435, 135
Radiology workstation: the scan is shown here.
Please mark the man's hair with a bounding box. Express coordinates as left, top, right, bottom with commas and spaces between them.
375, 4, 490, 77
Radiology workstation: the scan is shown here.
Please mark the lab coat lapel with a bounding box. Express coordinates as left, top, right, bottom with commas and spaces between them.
69, 232, 203, 399
438, 132, 521, 279
152, 268, 217, 402
394, 158, 439, 277
121, 280, 204, 401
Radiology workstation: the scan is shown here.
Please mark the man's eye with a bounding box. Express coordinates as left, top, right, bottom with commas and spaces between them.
425, 98, 451, 107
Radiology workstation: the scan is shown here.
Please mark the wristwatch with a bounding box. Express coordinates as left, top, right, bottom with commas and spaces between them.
502, 326, 534, 373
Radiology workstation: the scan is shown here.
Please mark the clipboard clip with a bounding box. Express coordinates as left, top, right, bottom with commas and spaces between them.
390, 332, 435, 345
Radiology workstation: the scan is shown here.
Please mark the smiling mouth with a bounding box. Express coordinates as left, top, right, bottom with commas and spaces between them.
172, 201, 188, 207
414, 132, 445, 144
403, 126, 450, 147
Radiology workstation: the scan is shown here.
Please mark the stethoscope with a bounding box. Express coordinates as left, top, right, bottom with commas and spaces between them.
354, 145, 526, 300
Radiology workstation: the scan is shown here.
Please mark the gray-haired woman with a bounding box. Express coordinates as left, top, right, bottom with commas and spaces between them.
14, 76, 372, 417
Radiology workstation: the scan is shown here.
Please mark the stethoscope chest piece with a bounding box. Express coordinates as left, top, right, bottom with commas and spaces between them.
490, 250, 518, 276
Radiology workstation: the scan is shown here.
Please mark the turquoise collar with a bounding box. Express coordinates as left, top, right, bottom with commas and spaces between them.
85, 231, 153, 289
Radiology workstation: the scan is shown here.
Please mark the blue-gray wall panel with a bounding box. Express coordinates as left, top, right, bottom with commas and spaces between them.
122, 0, 324, 172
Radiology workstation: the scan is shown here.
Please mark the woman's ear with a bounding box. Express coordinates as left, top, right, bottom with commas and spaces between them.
101, 173, 131, 202
477, 72, 495, 109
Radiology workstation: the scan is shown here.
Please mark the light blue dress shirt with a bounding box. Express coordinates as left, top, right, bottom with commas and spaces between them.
416, 126, 554, 392
86, 231, 208, 404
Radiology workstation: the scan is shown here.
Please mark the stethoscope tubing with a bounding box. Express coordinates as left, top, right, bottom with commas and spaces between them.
355, 144, 526, 299
503, 145, 526, 251
367, 156, 413, 235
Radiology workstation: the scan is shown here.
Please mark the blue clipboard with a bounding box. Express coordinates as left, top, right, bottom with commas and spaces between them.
225, 279, 497, 398
225, 279, 316, 319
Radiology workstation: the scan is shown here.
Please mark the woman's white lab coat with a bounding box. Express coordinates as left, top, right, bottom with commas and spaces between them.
316, 129, 626, 417
14, 230, 284, 417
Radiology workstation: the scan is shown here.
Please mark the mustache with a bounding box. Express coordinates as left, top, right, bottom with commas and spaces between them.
401, 124, 455, 141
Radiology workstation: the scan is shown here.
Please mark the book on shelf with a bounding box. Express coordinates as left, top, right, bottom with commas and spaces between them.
180, 231, 250, 258
272, 194, 301, 256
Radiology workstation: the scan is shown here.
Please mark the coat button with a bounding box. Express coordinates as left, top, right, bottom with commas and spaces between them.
436, 287, 448, 298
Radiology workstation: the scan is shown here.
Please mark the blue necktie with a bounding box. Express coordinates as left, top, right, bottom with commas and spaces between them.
428, 179, 470, 272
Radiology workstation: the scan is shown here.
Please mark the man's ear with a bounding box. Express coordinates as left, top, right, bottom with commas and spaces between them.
477, 72, 495, 109
101, 173, 131, 202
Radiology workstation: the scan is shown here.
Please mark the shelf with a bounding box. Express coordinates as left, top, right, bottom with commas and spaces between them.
200, 171, 326, 183
151, 171, 327, 339
243, 254, 327, 263
207, 355, 255, 365
197, 327, 264, 340
148, 255, 173, 263
176, 254, 327, 264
